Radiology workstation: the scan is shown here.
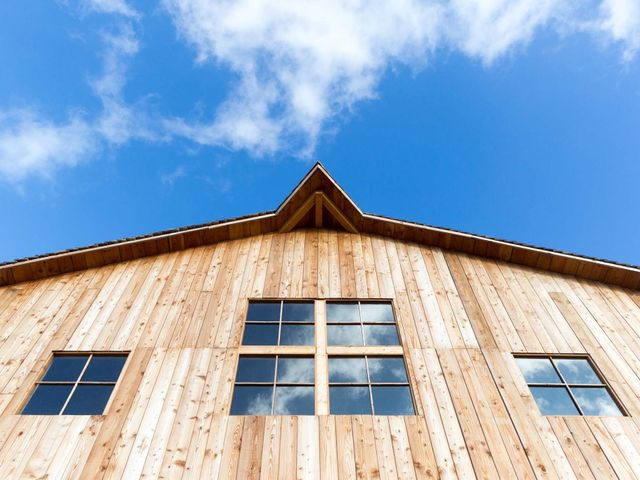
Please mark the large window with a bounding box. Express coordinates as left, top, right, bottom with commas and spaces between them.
22, 353, 128, 415
515, 355, 625, 416
232, 299, 416, 416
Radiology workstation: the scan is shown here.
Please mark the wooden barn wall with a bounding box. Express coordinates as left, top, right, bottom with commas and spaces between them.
0, 229, 639, 479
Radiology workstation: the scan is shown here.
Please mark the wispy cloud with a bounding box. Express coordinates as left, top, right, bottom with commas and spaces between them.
598, 0, 640, 60
162, 0, 640, 158
0, 0, 147, 184
0, 110, 96, 182
1, 0, 640, 184
82, 0, 139, 18
160, 165, 186, 185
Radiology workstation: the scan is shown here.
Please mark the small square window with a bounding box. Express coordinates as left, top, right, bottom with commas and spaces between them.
274, 386, 315, 415
554, 359, 601, 385
242, 324, 279, 345
372, 386, 414, 415
64, 384, 114, 415
21, 353, 128, 415
363, 325, 399, 345
514, 357, 561, 384
247, 302, 281, 321
230, 386, 273, 415
515, 355, 624, 417
529, 386, 579, 416
330, 386, 371, 414
282, 302, 314, 322
572, 387, 623, 416
326, 302, 359, 323
279, 324, 314, 345
328, 324, 362, 346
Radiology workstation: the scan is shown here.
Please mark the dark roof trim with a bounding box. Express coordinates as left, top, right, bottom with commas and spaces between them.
1, 163, 638, 289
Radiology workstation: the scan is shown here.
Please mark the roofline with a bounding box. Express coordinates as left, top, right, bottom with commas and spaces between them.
1, 163, 638, 289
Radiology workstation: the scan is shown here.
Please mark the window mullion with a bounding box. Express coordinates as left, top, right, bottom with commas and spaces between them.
271, 354, 279, 415
315, 300, 329, 415
364, 355, 375, 415
58, 353, 92, 415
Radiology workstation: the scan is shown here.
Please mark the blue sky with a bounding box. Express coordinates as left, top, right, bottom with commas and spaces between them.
0, 0, 639, 265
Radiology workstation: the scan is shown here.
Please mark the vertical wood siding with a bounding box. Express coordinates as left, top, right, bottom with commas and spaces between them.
0, 229, 639, 478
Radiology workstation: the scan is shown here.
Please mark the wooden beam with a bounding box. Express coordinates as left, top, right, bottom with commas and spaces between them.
238, 346, 316, 355
321, 194, 358, 234
326, 346, 404, 356
315, 192, 323, 228
278, 193, 316, 233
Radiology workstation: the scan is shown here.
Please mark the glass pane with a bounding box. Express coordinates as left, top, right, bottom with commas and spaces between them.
330, 386, 371, 414
327, 325, 362, 346
81, 355, 127, 382
329, 357, 368, 383
368, 357, 408, 383
274, 386, 315, 415
360, 302, 395, 323
326, 302, 360, 323
236, 356, 276, 383
242, 324, 279, 345
572, 387, 623, 416
554, 359, 601, 385
63, 384, 114, 415
42, 355, 89, 382
230, 386, 273, 415
277, 357, 314, 384
515, 358, 561, 384
372, 386, 414, 415
282, 302, 314, 322
22, 384, 73, 415
279, 324, 314, 346
364, 325, 399, 345
247, 302, 281, 322
530, 386, 579, 415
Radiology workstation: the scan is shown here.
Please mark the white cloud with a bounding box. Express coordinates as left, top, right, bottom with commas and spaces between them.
162, 0, 640, 157
0, 110, 97, 182
160, 165, 186, 185
3, 0, 640, 183
0, 10, 150, 184
598, 0, 640, 60
441, 0, 566, 63
83, 0, 139, 18
162, 0, 442, 156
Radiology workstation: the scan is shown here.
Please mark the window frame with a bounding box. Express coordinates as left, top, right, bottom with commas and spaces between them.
20, 351, 129, 416
514, 353, 627, 417
328, 354, 415, 415
325, 300, 401, 346
242, 300, 316, 346
234, 298, 417, 416
231, 354, 316, 415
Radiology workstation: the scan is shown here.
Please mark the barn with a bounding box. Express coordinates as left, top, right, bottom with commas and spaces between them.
0, 163, 639, 478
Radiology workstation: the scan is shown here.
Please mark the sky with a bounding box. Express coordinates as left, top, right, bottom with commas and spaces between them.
0, 0, 639, 266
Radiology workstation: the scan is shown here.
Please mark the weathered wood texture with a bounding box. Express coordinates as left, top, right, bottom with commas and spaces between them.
0, 230, 639, 479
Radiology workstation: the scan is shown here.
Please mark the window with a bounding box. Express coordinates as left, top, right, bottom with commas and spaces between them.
230, 356, 315, 415
326, 301, 399, 346
22, 353, 128, 415
242, 301, 315, 345
515, 355, 624, 416
329, 356, 414, 415
232, 299, 416, 416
